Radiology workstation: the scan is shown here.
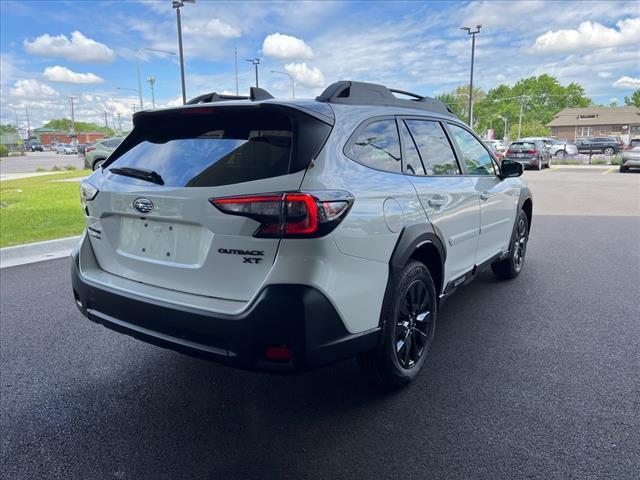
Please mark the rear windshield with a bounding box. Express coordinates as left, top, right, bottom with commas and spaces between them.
105, 106, 330, 187
510, 142, 535, 150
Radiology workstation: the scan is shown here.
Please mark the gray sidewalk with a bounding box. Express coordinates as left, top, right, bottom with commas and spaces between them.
0, 236, 81, 269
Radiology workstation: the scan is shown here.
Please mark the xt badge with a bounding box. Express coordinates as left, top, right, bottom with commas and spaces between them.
218, 248, 264, 264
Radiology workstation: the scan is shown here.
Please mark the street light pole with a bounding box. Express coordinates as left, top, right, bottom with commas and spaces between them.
518, 95, 526, 138
461, 24, 482, 128
246, 58, 260, 88
9, 106, 23, 154
69, 96, 77, 138
172, 0, 195, 105
136, 48, 175, 110
147, 76, 156, 108
494, 114, 508, 140
234, 48, 239, 95
25, 106, 31, 139
270, 70, 295, 98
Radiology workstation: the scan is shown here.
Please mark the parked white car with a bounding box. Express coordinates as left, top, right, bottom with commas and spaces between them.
73, 80, 533, 388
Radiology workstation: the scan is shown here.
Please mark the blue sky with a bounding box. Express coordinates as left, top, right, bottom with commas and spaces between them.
1, 0, 639, 130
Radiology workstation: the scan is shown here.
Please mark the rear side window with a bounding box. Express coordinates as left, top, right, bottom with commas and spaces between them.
405, 120, 460, 176
448, 123, 496, 176
349, 119, 401, 173
103, 139, 122, 148
106, 107, 330, 187
510, 142, 536, 150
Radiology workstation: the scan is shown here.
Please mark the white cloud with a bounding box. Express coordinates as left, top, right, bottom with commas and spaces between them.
598, 71, 612, 79
613, 76, 640, 89
532, 18, 640, 53
24, 31, 115, 63
183, 18, 241, 38
43, 66, 104, 84
9, 79, 58, 98
284, 63, 325, 88
263, 33, 313, 60
496, 73, 506, 82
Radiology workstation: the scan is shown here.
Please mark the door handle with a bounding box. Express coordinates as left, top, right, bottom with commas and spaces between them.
480, 192, 490, 201
428, 196, 446, 208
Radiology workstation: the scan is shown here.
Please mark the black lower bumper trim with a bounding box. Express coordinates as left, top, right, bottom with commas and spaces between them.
71, 251, 379, 372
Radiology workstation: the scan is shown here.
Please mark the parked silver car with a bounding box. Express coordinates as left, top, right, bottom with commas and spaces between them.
521, 137, 577, 158
620, 138, 640, 173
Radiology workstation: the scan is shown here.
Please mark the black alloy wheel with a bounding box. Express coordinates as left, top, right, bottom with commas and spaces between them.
395, 280, 433, 369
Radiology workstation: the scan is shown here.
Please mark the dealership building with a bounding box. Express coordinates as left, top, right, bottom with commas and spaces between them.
546, 106, 640, 142
32, 128, 107, 145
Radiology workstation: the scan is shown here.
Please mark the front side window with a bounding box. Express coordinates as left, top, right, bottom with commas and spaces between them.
405, 120, 460, 176
448, 124, 496, 176
350, 119, 401, 172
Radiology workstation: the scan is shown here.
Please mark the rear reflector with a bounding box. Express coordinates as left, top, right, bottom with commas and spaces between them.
210, 191, 353, 238
265, 346, 293, 361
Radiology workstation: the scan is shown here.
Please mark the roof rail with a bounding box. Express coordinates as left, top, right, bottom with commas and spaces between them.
316, 81, 454, 116
186, 86, 275, 105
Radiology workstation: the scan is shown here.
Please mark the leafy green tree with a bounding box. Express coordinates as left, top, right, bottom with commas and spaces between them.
473, 75, 590, 139
624, 89, 640, 108
508, 121, 550, 139
0, 124, 18, 134
43, 118, 114, 135
436, 85, 485, 122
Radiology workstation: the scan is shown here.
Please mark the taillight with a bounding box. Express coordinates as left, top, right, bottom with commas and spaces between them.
86, 146, 96, 153
525, 150, 538, 154
506, 149, 513, 155
210, 191, 353, 238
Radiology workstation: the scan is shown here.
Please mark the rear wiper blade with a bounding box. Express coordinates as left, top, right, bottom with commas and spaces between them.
109, 167, 164, 185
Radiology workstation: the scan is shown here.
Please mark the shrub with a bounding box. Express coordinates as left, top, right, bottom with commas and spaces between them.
63, 165, 76, 171
51, 165, 62, 171
0, 145, 8, 157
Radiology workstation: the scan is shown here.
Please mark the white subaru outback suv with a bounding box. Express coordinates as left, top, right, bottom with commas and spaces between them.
72, 81, 532, 388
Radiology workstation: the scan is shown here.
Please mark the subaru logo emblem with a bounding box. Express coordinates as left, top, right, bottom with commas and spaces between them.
133, 197, 154, 214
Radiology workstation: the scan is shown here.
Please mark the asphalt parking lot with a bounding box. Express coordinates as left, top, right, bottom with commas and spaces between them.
0, 151, 85, 175
1, 169, 639, 479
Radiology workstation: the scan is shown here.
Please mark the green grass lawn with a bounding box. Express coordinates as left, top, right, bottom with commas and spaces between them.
0, 171, 90, 248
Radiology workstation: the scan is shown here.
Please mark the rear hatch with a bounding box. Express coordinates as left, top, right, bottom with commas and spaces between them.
506, 141, 538, 160
86, 103, 332, 302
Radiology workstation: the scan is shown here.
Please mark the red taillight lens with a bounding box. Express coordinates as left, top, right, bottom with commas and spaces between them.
86, 146, 96, 153
506, 149, 513, 155
265, 345, 292, 361
525, 150, 538, 154
210, 191, 353, 238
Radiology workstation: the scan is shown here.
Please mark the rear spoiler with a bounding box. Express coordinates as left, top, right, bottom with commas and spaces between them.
185, 87, 274, 104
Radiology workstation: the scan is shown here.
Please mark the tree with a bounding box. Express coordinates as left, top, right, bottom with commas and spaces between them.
436, 85, 485, 122
0, 124, 17, 134
43, 118, 114, 135
472, 75, 591, 139
508, 121, 550, 139
624, 89, 640, 108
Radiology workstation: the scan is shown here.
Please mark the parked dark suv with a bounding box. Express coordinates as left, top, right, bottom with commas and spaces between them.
575, 136, 621, 156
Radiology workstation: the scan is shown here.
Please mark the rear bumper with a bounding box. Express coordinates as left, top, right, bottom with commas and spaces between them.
71, 250, 378, 373
505, 157, 539, 168
621, 157, 640, 167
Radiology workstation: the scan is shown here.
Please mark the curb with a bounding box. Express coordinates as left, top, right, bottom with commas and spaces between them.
0, 235, 81, 269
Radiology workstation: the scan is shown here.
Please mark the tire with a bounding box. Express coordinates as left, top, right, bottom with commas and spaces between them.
620, 165, 629, 173
358, 260, 437, 389
491, 209, 529, 280
603, 147, 615, 156
538, 158, 543, 170
555, 150, 566, 159
93, 159, 106, 171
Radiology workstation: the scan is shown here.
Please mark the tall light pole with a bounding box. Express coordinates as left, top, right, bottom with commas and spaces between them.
136, 47, 175, 110
172, 0, 195, 105
234, 48, 239, 95
246, 58, 260, 88
25, 106, 31, 139
518, 95, 526, 138
271, 70, 295, 98
69, 96, 77, 143
493, 114, 508, 140
461, 24, 481, 128
104, 110, 109, 136
9, 106, 22, 154
147, 76, 156, 108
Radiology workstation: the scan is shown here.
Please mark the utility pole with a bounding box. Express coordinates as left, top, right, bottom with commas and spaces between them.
147, 76, 156, 108
69, 96, 77, 133
172, 0, 195, 104
461, 25, 482, 128
246, 58, 260, 88
104, 110, 109, 136
117, 112, 122, 135
234, 48, 239, 95
25, 106, 31, 140
271, 70, 295, 98
110, 111, 117, 136
518, 95, 526, 138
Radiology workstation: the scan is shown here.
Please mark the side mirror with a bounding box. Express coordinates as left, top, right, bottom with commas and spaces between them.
499, 159, 524, 179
